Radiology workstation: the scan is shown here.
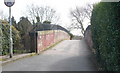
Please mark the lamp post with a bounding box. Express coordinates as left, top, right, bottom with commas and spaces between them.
4, 0, 15, 58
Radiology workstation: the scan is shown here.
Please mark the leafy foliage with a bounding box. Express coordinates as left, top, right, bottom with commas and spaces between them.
17, 17, 33, 52
0, 21, 3, 55
1, 20, 22, 55
43, 20, 51, 24
91, 2, 120, 71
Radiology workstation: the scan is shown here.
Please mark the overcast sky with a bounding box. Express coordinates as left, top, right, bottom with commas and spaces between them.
0, 0, 101, 35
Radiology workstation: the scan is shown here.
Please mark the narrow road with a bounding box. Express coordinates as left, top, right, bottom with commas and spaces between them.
3, 39, 97, 71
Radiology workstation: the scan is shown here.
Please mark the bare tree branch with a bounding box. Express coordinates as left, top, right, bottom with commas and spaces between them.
70, 4, 93, 35
26, 4, 60, 24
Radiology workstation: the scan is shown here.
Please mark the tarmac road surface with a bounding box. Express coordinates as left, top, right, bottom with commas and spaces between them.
3, 39, 97, 71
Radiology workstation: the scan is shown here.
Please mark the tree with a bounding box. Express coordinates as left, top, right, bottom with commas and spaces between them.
17, 17, 33, 52
43, 20, 51, 24
12, 16, 17, 29
18, 17, 33, 34
26, 4, 60, 24
70, 4, 93, 35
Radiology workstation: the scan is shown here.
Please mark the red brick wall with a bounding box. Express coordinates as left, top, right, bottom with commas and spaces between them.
37, 30, 70, 53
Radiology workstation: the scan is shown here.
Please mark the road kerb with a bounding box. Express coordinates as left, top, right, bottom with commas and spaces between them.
1, 53, 36, 66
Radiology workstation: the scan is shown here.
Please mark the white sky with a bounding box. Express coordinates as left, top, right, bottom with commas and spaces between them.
0, 0, 100, 36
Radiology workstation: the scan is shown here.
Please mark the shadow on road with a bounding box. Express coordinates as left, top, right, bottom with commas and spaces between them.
49, 55, 97, 71
48, 39, 98, 71
2, 39, 98, 71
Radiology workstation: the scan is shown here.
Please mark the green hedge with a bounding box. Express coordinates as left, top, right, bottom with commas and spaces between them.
91, 2, 120, 71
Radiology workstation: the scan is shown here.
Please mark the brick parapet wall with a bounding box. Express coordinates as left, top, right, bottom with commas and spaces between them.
37, 30, 70, 53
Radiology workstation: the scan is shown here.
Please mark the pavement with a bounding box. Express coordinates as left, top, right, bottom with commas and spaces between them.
0, 53, 36, 65
2, 39, 98, 71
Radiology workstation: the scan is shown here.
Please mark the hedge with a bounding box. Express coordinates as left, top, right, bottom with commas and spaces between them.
91, 2, 120, 71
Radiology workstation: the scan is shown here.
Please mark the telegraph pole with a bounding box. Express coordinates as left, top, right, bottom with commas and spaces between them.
4, 0, 15, 58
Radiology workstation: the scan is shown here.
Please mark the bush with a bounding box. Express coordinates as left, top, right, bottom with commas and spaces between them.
91, 2, 120, 71
1, 20, 22, 55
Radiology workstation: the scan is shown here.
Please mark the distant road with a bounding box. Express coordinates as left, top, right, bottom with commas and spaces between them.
3, 40, 97, 71
72, 36, 83, 40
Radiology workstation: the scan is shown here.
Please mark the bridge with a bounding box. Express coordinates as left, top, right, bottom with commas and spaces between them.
1, 20, 97, 71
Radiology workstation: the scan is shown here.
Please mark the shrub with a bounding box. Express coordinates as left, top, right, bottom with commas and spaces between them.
1, 21, 22, 55
91, 2, 120, 71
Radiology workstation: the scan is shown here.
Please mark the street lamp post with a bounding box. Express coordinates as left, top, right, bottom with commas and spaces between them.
4, 0, 15, 58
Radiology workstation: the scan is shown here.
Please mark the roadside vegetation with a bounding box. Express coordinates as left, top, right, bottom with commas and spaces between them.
1, 1, 120, 72
0, 5, 72, 56
0, 18, 32, 55
91, 2, 120, 71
